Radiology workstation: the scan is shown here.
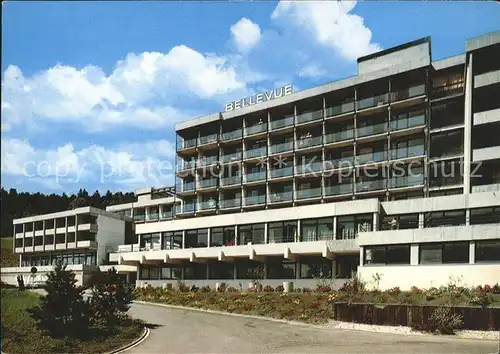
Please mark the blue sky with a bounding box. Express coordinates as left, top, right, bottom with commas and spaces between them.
2, 1, 499, 194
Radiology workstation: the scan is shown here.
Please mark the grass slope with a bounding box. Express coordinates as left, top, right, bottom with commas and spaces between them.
0, 237, 18, 268
1, 288, 143, 354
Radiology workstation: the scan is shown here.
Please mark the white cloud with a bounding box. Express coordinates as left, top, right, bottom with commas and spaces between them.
272, 0, 381, 61
1, 138, 177, 190
298, 64, 326, 78
230, 18, 262, 52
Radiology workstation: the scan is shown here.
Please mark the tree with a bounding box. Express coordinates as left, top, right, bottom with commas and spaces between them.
28, 263, 89, 338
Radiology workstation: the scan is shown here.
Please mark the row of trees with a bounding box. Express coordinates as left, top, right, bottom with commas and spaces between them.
28, 264, 134, 338
1, 188, 135, 238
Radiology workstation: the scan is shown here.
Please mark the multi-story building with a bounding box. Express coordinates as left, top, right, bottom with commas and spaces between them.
2, 207, 136, 286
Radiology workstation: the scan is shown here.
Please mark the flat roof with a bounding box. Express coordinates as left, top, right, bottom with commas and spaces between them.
357, 37, 430, 63
13, 207, 133, 224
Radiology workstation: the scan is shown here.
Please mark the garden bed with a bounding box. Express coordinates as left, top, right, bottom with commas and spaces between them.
1, 288, 144, 354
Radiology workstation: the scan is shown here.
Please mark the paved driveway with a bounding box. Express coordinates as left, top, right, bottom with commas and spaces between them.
128, 302, 498, 353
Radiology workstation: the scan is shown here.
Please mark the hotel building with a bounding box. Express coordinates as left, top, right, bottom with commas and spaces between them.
5, 31, 499, 290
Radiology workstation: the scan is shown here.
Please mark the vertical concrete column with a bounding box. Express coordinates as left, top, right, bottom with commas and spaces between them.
463, 53, 473, 194
41, 220, 46, 251
182, 230, 186, 249
372, 212, 378, 231
32, 221, 36, 253
333, 216, 338, 240
465, 209, 471, 226
65, 216, 68, 247
264, 223, 268, 244
234, 225, 238, 246
469, 241, 475, 264
145, 206, 149, 221
359, 246, 364, 267
75, 215, 79, 243
207, 228, 211, 248
418, 213, 425, 229
233, 263, 237, 280
296, 219, 301, 242
410, 244, 419, 265
332, 258, 337, 280
22, 223, 26, 253
158, 204, 163, 219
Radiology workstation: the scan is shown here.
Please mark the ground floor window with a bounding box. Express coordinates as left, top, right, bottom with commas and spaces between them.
21, 251, 97, 267
162, 231, 183, 250
364, 244, 410, 265
476, 240, 500, 262
238, 223, 265, 245
211, 227, 235, 247
185, 229, 209, 248
419, 242, 469, 264
235, 260, 262, 279
208, 261, 234, 279
268, 221, 297, 243
299, 256, 332, 279
336, 255, 359, 278
183, 263, 207, 280
161, 265, 181, 280
300, 217, 334, 241
266, 258, 296, 279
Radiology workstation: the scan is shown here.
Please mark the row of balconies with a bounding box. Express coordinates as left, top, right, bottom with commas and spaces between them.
15, 223, 97, 238
178, 86, 426, 151
15, 240, 97, 254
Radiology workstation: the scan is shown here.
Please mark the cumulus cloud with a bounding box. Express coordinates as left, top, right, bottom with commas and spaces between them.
272, 0, 381, 61
230, 17, 262, 52
1, 138, 177, 190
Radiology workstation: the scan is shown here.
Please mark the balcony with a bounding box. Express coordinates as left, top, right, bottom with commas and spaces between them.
179, 160, 196, 171
389, 175, 424, 189
326, 101, 355, 117
220, 198, 241, 209
295, 136, 323, 150
179, 138, 197, 150
160, 210, 173, 219
176, 204, 196, 214
222, 129, 242, 141
432, 81, 464, 99
134, 214, 146, 222
198, 200, 217, 211
357, 93, 389, 111
324, 130, 354, 144
296, 161, 323, 174
390, 114, 425, 132
198, 156, 218, 167
389, 145, 425, 160
222, 151, 242, 163
270, 141, 294, 155
270, 116, 294, 130
245, 124, 267, 136
198, 134, 218, 146
356, 151, 387, 165
324, 184, 353, 196
181, 181, 196, 192
244, 147, 267, 159
356, 179, 386, 192
269, 191, 293, 203
245, 195, 266, 206
269, 166, 294, 179
391, 84, 426, 102
116, 244, 141, 253
324, 156, 354, 170
296, 109, 323, 125
296, 187, 322, 199
146, 213, 159, 221
356, 122, 388, 138
245, 171, 266, 182
221, 175, 241, 186
198, 178, 218, 189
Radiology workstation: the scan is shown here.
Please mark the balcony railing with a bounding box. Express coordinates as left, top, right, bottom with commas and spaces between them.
198, 134, 218, 145
270, 141, 294, 154
357, 93, 389, 110
245, 195, 266, 206
160, 210, 173, 219
356, 151, 387, 165
198, 200, 217, 210
245, 171, 266, 182
324, 156, 355, 170
324, 184, 353, 196
295, 136, 322, 149
296, 109, 323, 124
182, 182, 196, 192
326, 101, 355, 117
245, 124, 267, 136
146, 213, 159, 221
269, 191, 293, 203
116, 244, 140, 253
221, 175, 241, 186
199, 156, 218, 166
324, 130, 354, 144
296, 161, 323, 174
179, 160, 196, 170
301, 232, 335, 242
357, 122, 388, 138
220, 198, 241, 209
389, 175, 424, 189
180, 138, 197, 150
199, 178, 218, 189
270, 116, 294, 130
356, 179, 387, 192
239, 233, 265, 245
296, 187, 322, 199
269, 166, 294, 178
134, 214, 146, 222
389, 145, 425, 160
177, 204, 196, 214
222, 151, 242, 163
390, 114, 425, 131
267, 234, 296, 243
244, 147, 267, 159
432, 81, 465, 99
391, 84, 426, 102
222, 129, 242, 141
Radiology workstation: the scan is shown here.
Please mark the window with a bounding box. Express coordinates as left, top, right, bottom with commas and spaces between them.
162, 231, 183, 250
211, 227, 235, 247
161, 265, 181, 280
364, 245, 410, 265
268, 221, 297, 243
183, 263, 207, 280
381, 214, 419, 230
300, 256, 332, 279
336, 255, 359, 278
300, 218, 334, 241
235, 260, 262, 279
140, 233, 161, 250
208, 261, 234, 279
238, 223, 265, 245
85, 252, 97, 265
266, 258, 296, 279
337, 214, 372, 239
185, 229, 208, 248
470, 207, 500, 225
476, 240, 500, 262
419, 242, 469, 264
425, 210, 466, 227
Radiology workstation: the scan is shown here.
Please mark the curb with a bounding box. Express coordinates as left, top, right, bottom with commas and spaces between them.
105, 326, 150, 354
133, 300, 500, 342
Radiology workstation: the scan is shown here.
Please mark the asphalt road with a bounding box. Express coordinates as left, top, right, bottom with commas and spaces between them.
128, 302, 498, 353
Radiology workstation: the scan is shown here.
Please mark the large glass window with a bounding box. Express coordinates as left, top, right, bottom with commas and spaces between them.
364, 245, 410, 265
300, 256, 332, 279
470, 207, 500, 225
185, 229, 208, 248
425, 210, 466, 227
300, 217, 334, 241
337, 214, 373, 239
268, 221, 297, 243
266, 258, 296, 279
208, 261, 234, 279
161, 265, 181, 280
235, 260, 262, 279
140, 233, 161, 250
139, 265, 160, 280
238, 223, 265, 245
476, 240, 500, 262
336, 255, 359, 279
211, 227, 235, 247
162, 231, 183, 250
183, 263, 207, 280
381, 214, 419, 230
419, 242, 469, 264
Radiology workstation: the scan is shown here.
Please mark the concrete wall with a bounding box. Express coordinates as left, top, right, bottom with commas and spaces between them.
358, 264, 500, 290
473, 108, 500, 126
472, 146, 500, 162
1, 264, 97, 286
474, 69, 500, 88
96, 216, 126, 266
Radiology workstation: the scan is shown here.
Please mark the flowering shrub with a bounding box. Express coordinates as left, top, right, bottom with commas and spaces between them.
217, 283, 227, 292
387, 287, 401, 296
275, 285, 284, 292
429, 306, 464, 335
200, 285, 211, 292
263, 285, 274, 292
227, 286, 238, 292
315, 285, 332, 293
302, 287, 312, 293
492, 283, 500, 294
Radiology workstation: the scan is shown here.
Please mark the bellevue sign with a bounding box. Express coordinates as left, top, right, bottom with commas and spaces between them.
225, 84, 293, 112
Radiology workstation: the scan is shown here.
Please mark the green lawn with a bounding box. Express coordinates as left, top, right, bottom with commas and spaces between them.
1, 288, 143, 354
0, 237, 18, 268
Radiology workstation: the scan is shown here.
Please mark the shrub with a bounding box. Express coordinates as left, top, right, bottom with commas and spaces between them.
315, 285, 331, 293
200, 285, 211, 292
217, 283, 227, 292
469, 292, 491, 307
275, 285, 284, 292
263, 285, 274, 292
302, 287, 312, 293
386, 287, 401, 296
491, 283, 500, 294
429, 306, 463, 335
226, 286, 238, 292
176, 280, 190, 292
